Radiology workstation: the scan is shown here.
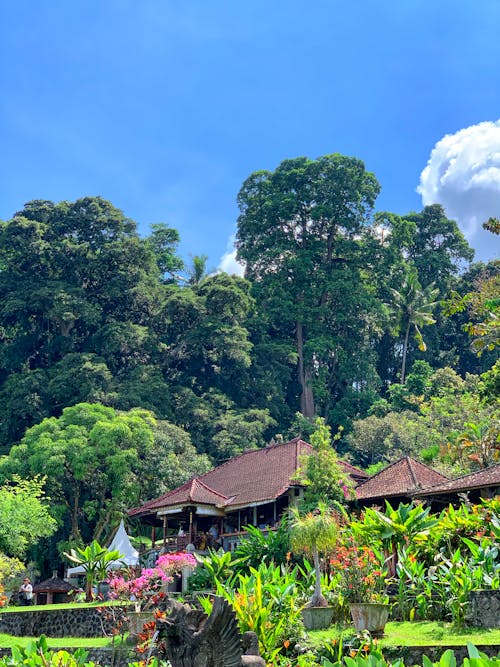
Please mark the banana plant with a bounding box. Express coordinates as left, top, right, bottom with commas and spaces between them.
64, 540, 123, 600
351, 501, 437, 576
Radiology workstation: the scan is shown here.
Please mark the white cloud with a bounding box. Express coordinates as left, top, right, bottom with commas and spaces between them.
418, 120, 500, 259
217, 236, 246, 277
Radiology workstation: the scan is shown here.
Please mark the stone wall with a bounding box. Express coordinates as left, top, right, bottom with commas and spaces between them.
465, 590, 500, 628
0, 606, 129, 637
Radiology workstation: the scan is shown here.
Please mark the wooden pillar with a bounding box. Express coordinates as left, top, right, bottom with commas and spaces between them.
151, 525, 156, 549
253, 506, 257, 526
163, 516, 167, 550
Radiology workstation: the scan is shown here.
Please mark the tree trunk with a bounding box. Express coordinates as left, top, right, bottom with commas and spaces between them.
310, 545, 328, 607
296, 321, 315, 418
93, 513, 109, 544
69, 485, 81, 542
401, 320, 411, 384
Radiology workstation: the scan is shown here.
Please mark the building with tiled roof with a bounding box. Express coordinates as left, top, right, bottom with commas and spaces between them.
129, 438, 368, 552
355, 456, 448, 505
33, 573, 74, 605
413, 463, 500, 506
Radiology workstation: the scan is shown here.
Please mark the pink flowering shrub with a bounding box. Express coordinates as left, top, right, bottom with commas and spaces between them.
156, 551, 196, 574
107, 551, 196, 602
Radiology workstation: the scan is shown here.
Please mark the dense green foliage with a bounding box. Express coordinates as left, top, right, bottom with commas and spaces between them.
0, 177, 496, 462
188, 499, 500, 665
0, 155, 498, 573
0, 477, 56, 559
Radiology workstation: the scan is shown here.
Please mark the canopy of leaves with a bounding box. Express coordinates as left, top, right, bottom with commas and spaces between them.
0, 403, 156, 546
0, 476, 57, 558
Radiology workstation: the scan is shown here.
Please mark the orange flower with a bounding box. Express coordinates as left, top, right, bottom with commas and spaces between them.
283, 640, 290, 649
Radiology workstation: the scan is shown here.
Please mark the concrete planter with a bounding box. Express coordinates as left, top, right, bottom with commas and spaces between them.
301, 605, 335, 630
349, 603, 389, 637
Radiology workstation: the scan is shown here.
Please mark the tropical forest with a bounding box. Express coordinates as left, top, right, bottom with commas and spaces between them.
0, 154, 498, 666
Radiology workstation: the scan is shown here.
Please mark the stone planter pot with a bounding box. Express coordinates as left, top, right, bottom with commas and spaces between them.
349, 603, 389, 637
301, 605, 335, 630
128, 611, 155, 637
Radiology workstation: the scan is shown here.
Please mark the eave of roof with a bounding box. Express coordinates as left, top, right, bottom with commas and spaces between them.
414, 463, 500, 496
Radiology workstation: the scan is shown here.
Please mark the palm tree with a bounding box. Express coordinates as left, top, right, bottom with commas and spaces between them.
390, 269, 439, 383
187, 254, 209, 285
289, 503, 341, 607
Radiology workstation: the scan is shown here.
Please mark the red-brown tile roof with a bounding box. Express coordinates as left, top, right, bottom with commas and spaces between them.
33, 577, 73, 593
356, 456, 447, 501
341, 460, 369, 483
130, 438, 366, 517
129, 478, 229, 517
415, 463, 500, 496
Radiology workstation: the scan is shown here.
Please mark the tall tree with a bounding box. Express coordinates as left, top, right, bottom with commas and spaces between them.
400, 204, 474, 291
236, 154, 381, 420
0, 198, 181, 447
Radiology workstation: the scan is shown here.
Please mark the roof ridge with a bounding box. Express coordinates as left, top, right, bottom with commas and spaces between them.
425, 461, 500, 489
406, 456, 419, 488
193, 478, 229, 500
129, 477, 198, 514
295, 438, 302, 470
188, 478, 198, 502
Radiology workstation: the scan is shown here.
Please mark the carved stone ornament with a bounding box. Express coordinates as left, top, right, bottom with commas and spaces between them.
156, 596, 265, 667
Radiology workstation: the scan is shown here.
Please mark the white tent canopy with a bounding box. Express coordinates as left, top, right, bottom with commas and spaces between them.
66, 520, 139, 577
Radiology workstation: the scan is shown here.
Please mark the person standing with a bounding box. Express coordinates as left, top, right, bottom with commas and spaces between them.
19, 577, 33, 605
208, 522, 220, 547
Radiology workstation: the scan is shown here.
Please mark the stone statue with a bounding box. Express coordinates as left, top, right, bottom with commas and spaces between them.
156, 596, 265, 667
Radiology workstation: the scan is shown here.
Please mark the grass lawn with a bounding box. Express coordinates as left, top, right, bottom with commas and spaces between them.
0, 600, 130, 613
1, 621, 499, 654
0, 635, 117, 649
308, 622, 500, 647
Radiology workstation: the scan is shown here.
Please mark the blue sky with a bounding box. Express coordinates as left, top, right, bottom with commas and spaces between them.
1, 1, 499, 271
